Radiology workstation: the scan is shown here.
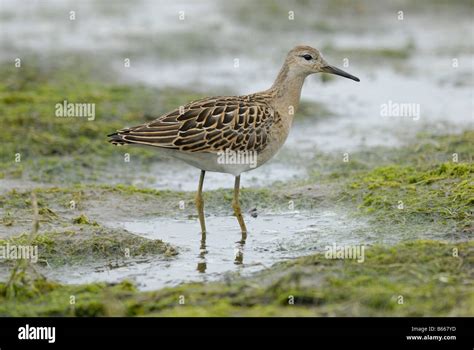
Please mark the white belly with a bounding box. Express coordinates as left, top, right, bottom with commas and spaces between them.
172, 150, 266, 176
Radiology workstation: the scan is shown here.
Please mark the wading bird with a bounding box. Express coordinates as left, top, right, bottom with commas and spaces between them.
108, 45, 359, 235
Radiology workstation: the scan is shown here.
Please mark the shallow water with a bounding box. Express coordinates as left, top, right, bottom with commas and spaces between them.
0, 0, 471, 288
47, 211, 368, 290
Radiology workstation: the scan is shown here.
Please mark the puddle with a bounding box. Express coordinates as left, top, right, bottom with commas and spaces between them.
45, 211, 368, 290
0, 0, 471, 290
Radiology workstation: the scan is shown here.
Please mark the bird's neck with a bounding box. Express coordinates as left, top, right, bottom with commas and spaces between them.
268, 64, 307, 117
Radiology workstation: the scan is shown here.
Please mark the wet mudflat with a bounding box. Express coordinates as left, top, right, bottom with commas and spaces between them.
0, 0, 472, 316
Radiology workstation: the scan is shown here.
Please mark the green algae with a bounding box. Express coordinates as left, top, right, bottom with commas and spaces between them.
0, 188, 178, 267
72, 214, 98, 226
0, 227, 177, 267
295, 131, 474, 233
343, 162, 473, 228
0, 240, 471, 316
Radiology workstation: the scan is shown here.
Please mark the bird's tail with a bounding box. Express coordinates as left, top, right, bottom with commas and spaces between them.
107, 132, 130, 146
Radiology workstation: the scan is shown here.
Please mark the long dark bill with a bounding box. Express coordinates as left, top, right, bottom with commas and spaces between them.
322, 65, 360, 82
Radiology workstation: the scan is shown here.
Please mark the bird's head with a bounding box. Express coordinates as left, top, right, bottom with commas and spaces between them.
286, 45, 360, 82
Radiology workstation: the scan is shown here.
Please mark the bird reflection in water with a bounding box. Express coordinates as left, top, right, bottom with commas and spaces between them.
234, 231, 247, 265
196, 230, 247, 273
197, 231, 207, 273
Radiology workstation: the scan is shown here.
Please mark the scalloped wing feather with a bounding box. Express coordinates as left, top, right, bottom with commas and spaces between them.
109, 95, 278, 153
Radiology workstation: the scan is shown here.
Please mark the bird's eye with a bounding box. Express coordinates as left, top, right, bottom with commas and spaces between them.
302, 54, 313, 61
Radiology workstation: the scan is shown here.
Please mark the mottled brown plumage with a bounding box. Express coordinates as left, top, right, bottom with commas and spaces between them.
109, 94, 279, 154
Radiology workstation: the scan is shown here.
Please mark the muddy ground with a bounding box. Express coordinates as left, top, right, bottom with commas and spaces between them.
0, 0, 472, 315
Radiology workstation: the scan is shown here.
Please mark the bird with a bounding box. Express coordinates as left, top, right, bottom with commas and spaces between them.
108, 45, 360, 235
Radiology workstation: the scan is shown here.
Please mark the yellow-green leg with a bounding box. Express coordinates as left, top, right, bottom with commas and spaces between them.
196, 170, 206, 234
232, 175, 247, 234
197, 230, 207, 273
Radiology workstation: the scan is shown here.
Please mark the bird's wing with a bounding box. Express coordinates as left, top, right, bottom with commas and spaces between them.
108, 95, 277, 153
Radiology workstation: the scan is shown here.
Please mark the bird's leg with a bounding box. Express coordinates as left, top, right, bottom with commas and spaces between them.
195, 170, 206, 234
197, 230, 207, 273
232, 175, 247, 234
